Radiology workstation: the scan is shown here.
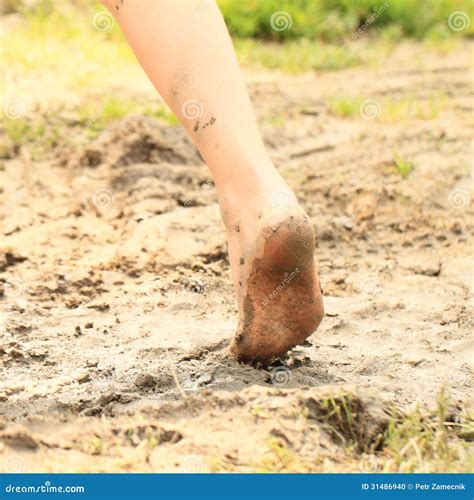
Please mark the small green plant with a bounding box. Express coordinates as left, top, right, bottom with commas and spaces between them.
329, 96, 363, 118
78, 97, 178, 137
144, 106, 179, 125
3, 118, 45, 146
393, 154, 414, 178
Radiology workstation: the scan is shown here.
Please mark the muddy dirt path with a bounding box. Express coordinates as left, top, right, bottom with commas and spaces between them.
1, 42, 473, 471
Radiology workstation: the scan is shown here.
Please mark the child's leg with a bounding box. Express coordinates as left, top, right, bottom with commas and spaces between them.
102, 0, 323, 362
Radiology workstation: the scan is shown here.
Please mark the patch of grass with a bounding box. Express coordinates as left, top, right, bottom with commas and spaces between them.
383, 97, 444, 121
1, 2, 134, 74
76, 97, 178, 138
3, 117, 44, 146
258, 438, 308, 473
329, 93, 447, 121
78, 96, 135, 135
1, 1, 468, 82
6, 1, 474, 41
234, 38, 370, 73
257, 391, 473, 472
381, 392, 474, 472
144, 106, 179, 125
329, 96, 365, 118
219, 0, 474, 41
1, 116, 66, 160
393, 154, 415, 178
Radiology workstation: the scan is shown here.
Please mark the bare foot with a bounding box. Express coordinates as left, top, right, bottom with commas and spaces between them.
222, 184, 324, 364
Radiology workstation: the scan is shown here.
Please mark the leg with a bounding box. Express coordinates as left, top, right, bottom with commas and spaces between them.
102, 0, 324, 363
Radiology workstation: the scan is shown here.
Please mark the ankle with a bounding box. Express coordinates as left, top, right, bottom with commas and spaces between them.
217, 172, 300, 229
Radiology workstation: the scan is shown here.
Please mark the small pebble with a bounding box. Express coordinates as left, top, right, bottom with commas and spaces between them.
76, 371, 91, 384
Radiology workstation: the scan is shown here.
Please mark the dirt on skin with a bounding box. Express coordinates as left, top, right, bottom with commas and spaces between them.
231, 214, 324, 363
1, 42, 473, 471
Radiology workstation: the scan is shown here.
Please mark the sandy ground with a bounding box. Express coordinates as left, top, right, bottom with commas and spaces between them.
0, 41, 473, 472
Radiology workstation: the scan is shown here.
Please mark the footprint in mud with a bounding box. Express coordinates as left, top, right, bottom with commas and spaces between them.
170, 342, 341, 394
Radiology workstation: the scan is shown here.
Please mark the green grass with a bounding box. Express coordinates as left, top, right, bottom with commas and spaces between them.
5, 0, 473, 42
77, 97, 178, 138
1, 1, 470, 79
3, 118, 44, 146
255, 390, 473, 473
0, 94, 179, 159
382, 392, 473, 472
329, 93, 447, 122
393, 154, 415, 178
219, 0, 474, 41
329, 96, 365, 118
1, 115, 65, 159
234, 38, 368, 73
